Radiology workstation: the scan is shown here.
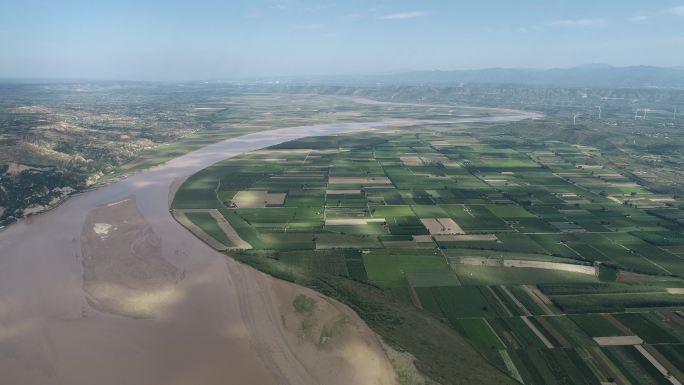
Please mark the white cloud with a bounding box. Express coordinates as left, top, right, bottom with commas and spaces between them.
243, 11, 262, 19
542, 18, 606, 28
301, 23, 323, 30
269, 1, 289, 10
381, 11, 427, 20
629, 6, 684, 22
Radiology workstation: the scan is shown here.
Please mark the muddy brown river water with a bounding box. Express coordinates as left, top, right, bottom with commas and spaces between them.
0, 112, 539, 385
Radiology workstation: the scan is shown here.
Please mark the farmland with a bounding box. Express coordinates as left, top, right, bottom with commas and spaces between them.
1, 83, 497, 226
174, 115, 684, 385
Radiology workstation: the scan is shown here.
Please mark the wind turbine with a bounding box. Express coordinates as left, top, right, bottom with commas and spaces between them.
596, 106, 602, 119
573, 113, 580, 126
675, 107, 678, 121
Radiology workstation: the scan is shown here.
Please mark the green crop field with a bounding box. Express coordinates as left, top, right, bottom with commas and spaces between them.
612, 313, 682, 344
185, 211, 235, 247
569, 314, 627, 337
173, 118, 684, 385
363, 249, 449, 288
454, 318, 506, 350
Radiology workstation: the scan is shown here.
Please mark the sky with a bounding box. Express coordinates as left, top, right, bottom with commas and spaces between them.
1, 0, 683, 80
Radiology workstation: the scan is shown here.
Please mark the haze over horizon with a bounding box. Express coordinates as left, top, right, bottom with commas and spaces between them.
1, 0, 684, 81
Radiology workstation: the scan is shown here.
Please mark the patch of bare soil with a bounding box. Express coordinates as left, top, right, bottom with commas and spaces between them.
503, 260, 596, 275
433, 234, 498, 242
400, 156, 424, 166
228, 259, 398, 385
5, 162, 33, 175
593, 336, 643, 346
276, 283, 397, 385
380, 339, 440, 385
80, 196, 181, 318
231, 190, 286, 208
326, 189, 361, 195
420, 218, 465, 235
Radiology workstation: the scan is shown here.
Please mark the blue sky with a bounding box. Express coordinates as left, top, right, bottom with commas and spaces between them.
1, 0, 683, 80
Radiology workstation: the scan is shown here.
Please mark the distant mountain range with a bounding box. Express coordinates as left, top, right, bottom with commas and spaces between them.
358, 65, 684, 88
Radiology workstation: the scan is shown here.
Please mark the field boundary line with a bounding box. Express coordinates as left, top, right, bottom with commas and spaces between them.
521, 285, 556, 315
585, 347, 632, 385
502, 286, 532, 316
642, 344, 684, 383
408, 285, 423, 309
486, 287, 514, 317
521, 316, 554, 348
208, 209, 252, 250
484, 318, 506, 348
499, 350, 524, 384
172, 210, 228, 251
601, 313, 633, 335
634, 344, 683, 385
536, 316, 571, 348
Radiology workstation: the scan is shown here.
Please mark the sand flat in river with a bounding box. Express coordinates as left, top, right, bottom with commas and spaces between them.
81, 196, 181, 318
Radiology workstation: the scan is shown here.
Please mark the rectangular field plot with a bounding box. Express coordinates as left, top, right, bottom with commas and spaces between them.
485, 204, 536, 218
452, 265, 599, 286
453, 318, 506, 350
602, 346, 677, 385
506, 286, 548, 316
612, 313, 683, 344
172, 173, 222, 209
362, 249, 449, 287
569, 314, 628, 338
185, 211, 235, 247
511, 217, 559, 233
259, 232, 316, 250
415, 286, 506, 319
406, 271, 462, 287
371, 205, 415, 217
527, 234, 585, 260
412, 204, 451, 218
487, 317, 549, 349
316, 233, 382, 250
507, 348, 603, 385
542, 315, 597, 347
466, 157, 541, 169
420, 218, 465, 235
654, 344, 684, 376
328, 176, 392, 185
550, 292, 684, 314
593, 336, 643, 346
231, 190, 286, 208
